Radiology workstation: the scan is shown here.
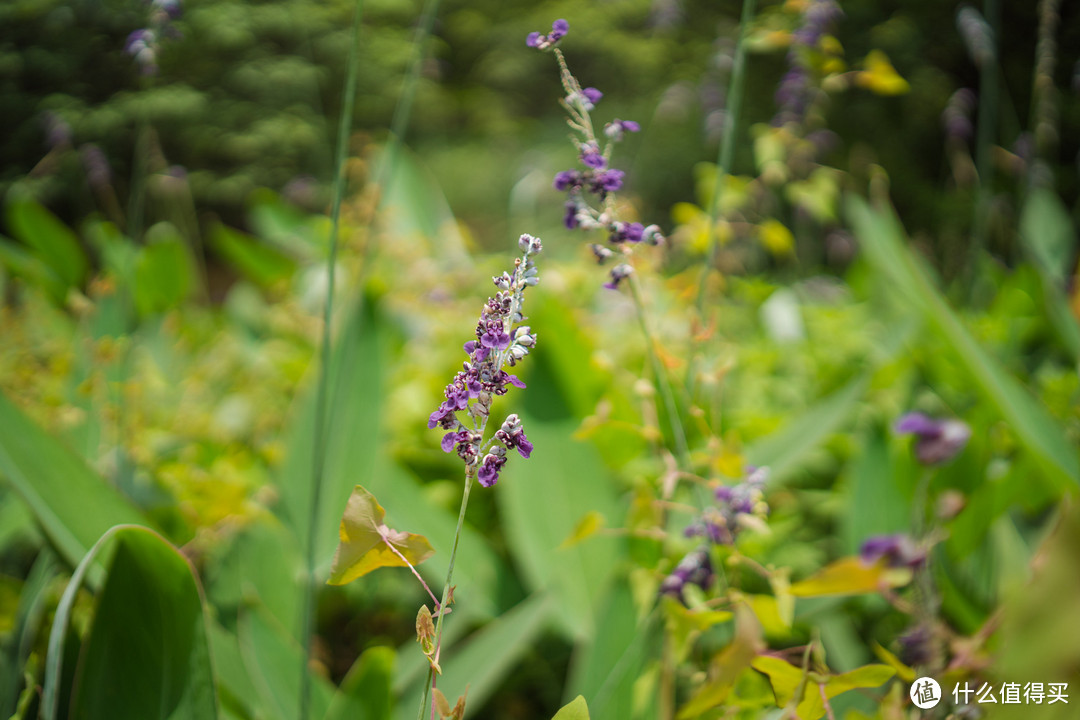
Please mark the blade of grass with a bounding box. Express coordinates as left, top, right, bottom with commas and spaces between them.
299, 0, 365, 716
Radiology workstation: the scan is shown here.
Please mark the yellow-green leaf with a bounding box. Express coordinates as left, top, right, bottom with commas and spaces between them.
855, 50, 910, 95
327, 486, 434, 585
560, 511, 605, 549
872, 642, 915, 683
678, 605, 763, 718
789, 557, 911, 597
551, 695, 589, 720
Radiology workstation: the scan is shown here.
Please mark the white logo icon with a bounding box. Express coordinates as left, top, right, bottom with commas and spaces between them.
911, 677, 942, 709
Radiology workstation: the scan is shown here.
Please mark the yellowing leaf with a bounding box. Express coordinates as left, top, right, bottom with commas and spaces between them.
758, 220, 795, 257
751, 655, 804, 707
327, 485, 434, 585
789, 557, 911, 597
744, 594, 790, 637
551, 695, 590, 720
560, 511, 605, 549
872, 642, 915, 683
677, 604, 764, 718
856, 50, 910, 95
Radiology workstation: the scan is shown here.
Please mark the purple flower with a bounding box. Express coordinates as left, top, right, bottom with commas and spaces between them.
564, 201, 580, 230
609, 222, 644, 244
551, 19, 569, 40
659, 548, 714, 603
590, 244, 615, 264
895, 412, 971, 465
579, 142, 605, 169
582, 87, 603, 105
603, 263, 633, 290
553, 170, 582, 191
604, 119, 641, 142
526, 31, 542, 47
591, 169, 624, 194
495, 414, 533, 459
526, 19, 568, 50
859, 534, 926, 569
478, 452, 507, 487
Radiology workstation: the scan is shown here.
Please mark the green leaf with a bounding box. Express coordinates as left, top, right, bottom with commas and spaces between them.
324, 646, 395, 720
497, 417, 622, 639
1021, 188, 1075, 285
134, 223, 194, 316
551, 696, 590, 720
0, 237, 67, 303
42, 525, 218, 720
1, 549, 56, 717
746, 376, 867, 485
0, 391, 146, 570
789, 557, 911, 597
5, 200, 88, 288
846, 195, 1080, 488
327, 485, 434, 585
844, 429, 910, 555
209, 223, 296, 288
678, 605, 764, 719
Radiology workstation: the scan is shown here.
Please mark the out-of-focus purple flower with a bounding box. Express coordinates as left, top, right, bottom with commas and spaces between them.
860, 533, 926, 569
590, 244, 615, 264
957, 6, 994, 68
526, 19, 568, 50
609, 221, 644, 244
943, 88, 976, 142
80, 144, 112, 188
41, 112, 71, 149
660, 548, 714, 603
563, 201, 580, 229
687, 466, 769, 545
604, 119, 640, 142
898, 622, 938, 668
579, 142, 606, 169
582, 87, 603, 105
603, 263, 633, 290
591, 169, 624, 194
895, 412, 971, 465
553, 170, 582, 191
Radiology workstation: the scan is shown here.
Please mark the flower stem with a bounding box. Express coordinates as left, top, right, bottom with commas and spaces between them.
628, 274, 690, 468
694, 0, 757, 316
383, 538, 441, 608
299, 1, 364, 718
416, 469, 476, 720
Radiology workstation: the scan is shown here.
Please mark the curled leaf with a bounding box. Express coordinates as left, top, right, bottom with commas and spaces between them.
416, 605, 435, 655
328, 485, 435, 585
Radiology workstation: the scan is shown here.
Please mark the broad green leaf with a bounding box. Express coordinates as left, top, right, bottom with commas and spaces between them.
238, 606, 333, 720
5, 200, 88, 287
327, 485, 434, 585
1019, 188, 1080, 359
134, 222, 194, 316
498, 417, 621, 640
399, 593, 553, 720
750, 655, 803, 707
789, 557, 911, 597
42, 525, 218, 720
846, 196, 1079, 488
0, 237, 67, 303
560, 510, 605, 549
323, 646, 395, 720
551, 696, 590, 720
746, 376, 867, 485
844, 429, 910, 555
678, 605, 764, 718
210, 223, 296, 287
0, 391, 146, 570
752, 657, 894, 719
570, 581, 657, 719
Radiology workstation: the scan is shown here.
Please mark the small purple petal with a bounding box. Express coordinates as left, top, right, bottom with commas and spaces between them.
441, 432, 458, 452
526, 31, 541, 47
506, 374, 526, 389
620, 120, 641, 132
582, 87, 603, 105
895, 412, 941, 438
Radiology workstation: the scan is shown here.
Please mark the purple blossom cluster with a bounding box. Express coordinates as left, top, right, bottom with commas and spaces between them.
859, 533, 927, 569
125, 0, 183, 76
774, 0, 842, 125
428, 234, 542, 488
526, 19, 568, 51
895, 412, 971, 465
527, 18, 665, 290
659, 548, 714, 602
685, 466, 770, 546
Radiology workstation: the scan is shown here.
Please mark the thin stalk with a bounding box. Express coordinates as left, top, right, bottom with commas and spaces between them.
298, 2, 365, 719
384, 539, 441, 608
628, 275, 690, 468
127, 113, 150, 241
694, 0, 757, 316
968, 0, 1000, 282
1029, 0, 1061, 189
416, 471, 476, 720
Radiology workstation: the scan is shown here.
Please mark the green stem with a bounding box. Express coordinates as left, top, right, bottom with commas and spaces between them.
695, 0, 757, 315
298, 2, 365, 718
628, 275, 690, 468
416, 470, 475, 720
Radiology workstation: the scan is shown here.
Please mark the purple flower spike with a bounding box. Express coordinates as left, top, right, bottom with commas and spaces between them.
895, 412, 971, 465
580, 143, 606, 169
526, 19, 568, 50
860, 533, 926, 569
659, 548, 714, 604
